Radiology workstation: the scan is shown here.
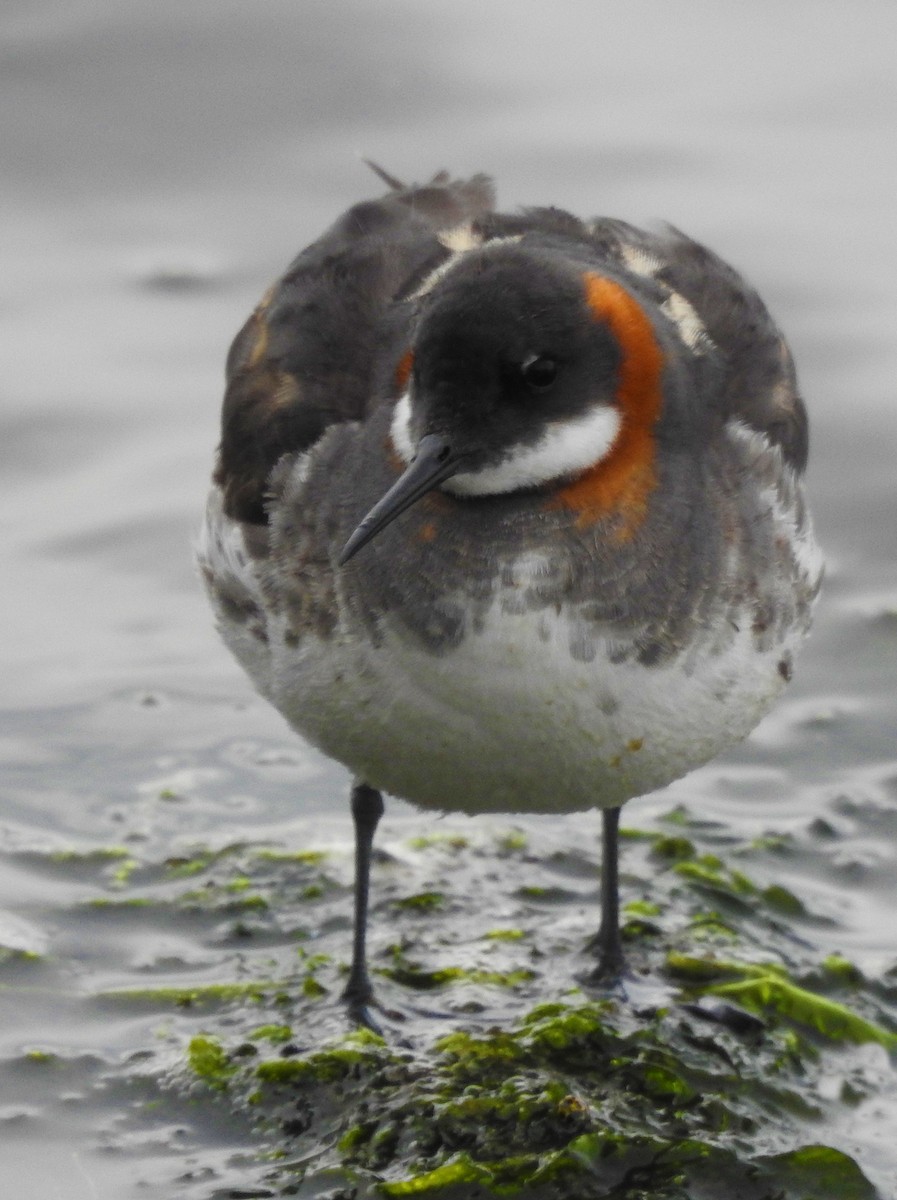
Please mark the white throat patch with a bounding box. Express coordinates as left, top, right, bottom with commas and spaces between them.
390, 393, 621, 497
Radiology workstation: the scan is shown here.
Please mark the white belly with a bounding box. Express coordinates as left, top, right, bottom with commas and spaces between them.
266, 590, 798, 815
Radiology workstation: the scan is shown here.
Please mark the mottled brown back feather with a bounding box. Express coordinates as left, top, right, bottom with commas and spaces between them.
215, 171, 495, 523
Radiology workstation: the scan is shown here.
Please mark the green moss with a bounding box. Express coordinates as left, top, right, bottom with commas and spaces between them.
747, 834, 793, 853
162, 844, 248, 878
496, 829, 528, 852
674, 858, 757, 899
187, 1035, 235, 1087
760, 1144, 878, 1199
688, 911, 739, 940
393, 891, 445, 912
253, 848, 328, 866
650, 834, 696, 862
407, 833, 469, 851
101, 980, 284, 1008
302, 975, 327, 999
256, 1029, 387, 1087
250, 1024, 293, 1044
109, 858, 138, 887
164, 853, 213, 878
618, 825, 656, 841
667, 952, 897, 1047
660, 803, 691, 826
152, 815, 894, 1199
710, 974, 897, 1047
435, 1028, 526, 1072
178, 885, 269, 911
667, 951, 732, 982
821, 954, 864, 986
0, 947, 41, 965
380, 962, 535, 990
380, 1153, 493, 1196
762, 883, 806, 915
49, 847, 131, 864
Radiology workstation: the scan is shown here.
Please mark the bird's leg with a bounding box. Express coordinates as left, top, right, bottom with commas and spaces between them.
585, 805, 625, 980
340, 781, 385, 1029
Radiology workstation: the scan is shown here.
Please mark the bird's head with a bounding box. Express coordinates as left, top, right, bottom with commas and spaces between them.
339, 242, 665, 564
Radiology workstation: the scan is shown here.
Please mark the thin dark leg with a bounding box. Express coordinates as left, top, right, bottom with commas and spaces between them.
340, 781, 384, 1026
586, 805, 625, 980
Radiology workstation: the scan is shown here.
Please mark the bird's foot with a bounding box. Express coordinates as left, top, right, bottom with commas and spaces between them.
581, 926, 627, 989
341, 975, 455, 1037
341, 977, 406, 1037
579, 944, 764, 1034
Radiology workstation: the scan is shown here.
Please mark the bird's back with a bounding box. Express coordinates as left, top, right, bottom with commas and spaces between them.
215, 168, 495, 523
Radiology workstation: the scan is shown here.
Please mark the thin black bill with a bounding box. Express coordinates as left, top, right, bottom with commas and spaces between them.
338, 434, 459, 565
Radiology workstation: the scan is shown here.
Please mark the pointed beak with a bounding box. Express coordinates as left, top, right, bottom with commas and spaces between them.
338, 434, 460, 565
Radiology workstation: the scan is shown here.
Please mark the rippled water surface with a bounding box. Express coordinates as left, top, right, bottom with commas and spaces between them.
2, 3, 896, 1196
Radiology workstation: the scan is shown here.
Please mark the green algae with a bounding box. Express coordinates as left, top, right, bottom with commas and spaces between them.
407, 833, 470, 851
48, 846, 132, 865
821, 953, 865, 987
0, 946, 41, 965
710, 975, 897, 1048
759, 1144, 878, 1200
187, 1034, 235, 1088
219, 993, 879, 1196
650, 834, 696, 862
24, 1049, 57, 1064
761, 882, 806, 915
163, 843, 248, 878
380, 961, 535, 991
250, 1024, 293, 1043
255, 1028, 387, 1087
178, 884, 270, 911
394, 891, 445, 912
302, 975, 327, 999
108, 857, 139, 887
380, 1153, 494, 1195
496, 830, 528, 852
129, 820, 893, 1196
101, 980, 287, 1008
252, 848, 329, 866
667, 953, 897, 1047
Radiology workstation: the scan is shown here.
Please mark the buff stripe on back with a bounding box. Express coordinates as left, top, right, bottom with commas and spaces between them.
551, 273, 665, 539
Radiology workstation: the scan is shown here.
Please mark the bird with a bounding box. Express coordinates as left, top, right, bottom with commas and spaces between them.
198, 164, 823, 1028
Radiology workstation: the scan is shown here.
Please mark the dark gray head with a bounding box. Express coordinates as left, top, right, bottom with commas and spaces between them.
340, 242, 669, 563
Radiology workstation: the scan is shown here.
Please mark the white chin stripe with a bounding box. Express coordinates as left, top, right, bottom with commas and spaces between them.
391, 392, 622, 498
390, 391, 416, 465
445, 405, 621, 497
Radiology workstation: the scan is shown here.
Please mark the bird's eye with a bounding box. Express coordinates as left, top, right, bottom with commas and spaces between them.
521, 354, 559, 390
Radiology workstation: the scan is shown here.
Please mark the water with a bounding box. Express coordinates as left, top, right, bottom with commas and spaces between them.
2, 2, 896, 1195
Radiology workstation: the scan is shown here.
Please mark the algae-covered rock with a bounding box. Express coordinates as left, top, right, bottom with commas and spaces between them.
59, 820, 892, 1197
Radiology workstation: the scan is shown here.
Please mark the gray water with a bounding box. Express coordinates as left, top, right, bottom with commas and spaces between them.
2, 2, 896, 1195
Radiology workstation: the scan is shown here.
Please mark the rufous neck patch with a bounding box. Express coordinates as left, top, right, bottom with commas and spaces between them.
394, 349, 414, 394
551, 272, 664, 540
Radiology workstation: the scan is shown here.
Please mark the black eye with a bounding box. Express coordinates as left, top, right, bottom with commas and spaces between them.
521, 354, 558, 390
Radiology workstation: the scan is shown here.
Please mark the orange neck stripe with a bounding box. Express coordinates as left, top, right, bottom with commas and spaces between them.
551, 273, 664, 538
394, 349, 414, 394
